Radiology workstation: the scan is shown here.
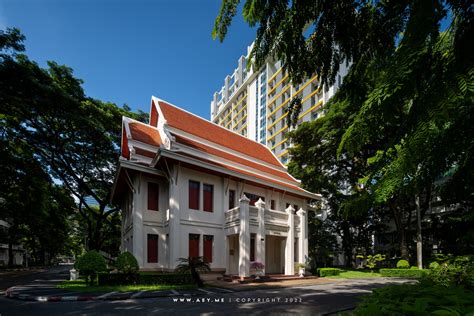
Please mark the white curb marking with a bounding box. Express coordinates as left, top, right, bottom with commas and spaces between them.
97, 291, 118, 300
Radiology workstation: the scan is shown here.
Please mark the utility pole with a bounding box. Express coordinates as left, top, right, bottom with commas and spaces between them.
415, 194, 422, 269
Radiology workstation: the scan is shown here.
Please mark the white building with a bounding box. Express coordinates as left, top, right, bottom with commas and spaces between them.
0, 220, 25, 266
112, 97, 320, 278
210, 43, 350, 164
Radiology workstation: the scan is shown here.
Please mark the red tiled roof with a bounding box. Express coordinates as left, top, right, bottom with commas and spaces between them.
173, 134, 297, 184
128, 122, 162, 147
156, 100, 283, 168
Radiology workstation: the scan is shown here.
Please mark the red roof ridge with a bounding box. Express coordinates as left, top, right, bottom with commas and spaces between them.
152, 96, 288, 168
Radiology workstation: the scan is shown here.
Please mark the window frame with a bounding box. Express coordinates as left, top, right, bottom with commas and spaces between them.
188, 180, 200, 210
203, 183, 214, 212
147, 182, 159, 211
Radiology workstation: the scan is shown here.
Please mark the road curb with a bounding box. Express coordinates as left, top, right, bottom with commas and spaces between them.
5, 288, 98, 302
4, 286, 208, 302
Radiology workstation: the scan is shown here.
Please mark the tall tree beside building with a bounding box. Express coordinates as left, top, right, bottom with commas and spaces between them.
0, 28, 147, 254
214, 0, 473, 260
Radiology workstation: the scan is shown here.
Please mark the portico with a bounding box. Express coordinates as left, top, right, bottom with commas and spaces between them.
224, 196, 309, 278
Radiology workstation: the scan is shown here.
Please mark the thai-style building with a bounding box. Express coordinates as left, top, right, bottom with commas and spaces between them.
111, 96, 320, 278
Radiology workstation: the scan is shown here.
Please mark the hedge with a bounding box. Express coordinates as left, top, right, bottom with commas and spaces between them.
380, 268, 427, 278
317, 268, 341, 277
98, 272, 194, 286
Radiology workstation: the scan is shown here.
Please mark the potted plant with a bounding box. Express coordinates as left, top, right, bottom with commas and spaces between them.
250, 261, 265, 279
296, 263, 307, 277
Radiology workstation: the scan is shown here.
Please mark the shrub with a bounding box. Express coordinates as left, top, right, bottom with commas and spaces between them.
379, 268, 427, 278
251, 261, 265, 270
410, 266, 419, 270
115, 251, 139, 273
353, 283, 474, 315
357, 254, 386, 271
424, 256, 474, 288
115, 251, 139, 284
317, 268, 341, 277
396, 259, 410, 269
98, 272, 194, 286
75, 250, 107, 285
429, 261, 440, 269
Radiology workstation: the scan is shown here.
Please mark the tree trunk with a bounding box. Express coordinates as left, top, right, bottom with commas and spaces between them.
415, 194, 423, 269
389, 200, 409, 259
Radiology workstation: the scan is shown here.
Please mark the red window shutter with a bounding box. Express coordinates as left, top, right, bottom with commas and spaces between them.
147, 182, 159, 211
189, 181, 200, 210
147, 234, 158, 263
189, 234, 200, 258
250, 237, 255, 262
203, 235, 213, 263
203, 184, 213, 212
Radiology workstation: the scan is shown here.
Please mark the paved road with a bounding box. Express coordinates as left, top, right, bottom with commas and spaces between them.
0, 265, 71, 293
0, 268, 413, 316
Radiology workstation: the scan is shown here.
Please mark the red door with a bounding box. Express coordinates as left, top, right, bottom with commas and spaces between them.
189, 234, 200, 258
147, 234, 158, 263
203, 235, 213, 263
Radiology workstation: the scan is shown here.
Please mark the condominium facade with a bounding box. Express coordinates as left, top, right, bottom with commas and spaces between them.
211, 44, 349, 164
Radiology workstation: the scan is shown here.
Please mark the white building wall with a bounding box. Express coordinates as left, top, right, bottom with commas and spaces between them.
122, 165, 309, 273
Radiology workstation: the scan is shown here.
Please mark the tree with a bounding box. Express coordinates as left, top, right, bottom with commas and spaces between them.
75, 250, 107, 285
0, 28, 148, 252
214, 0, 473, 262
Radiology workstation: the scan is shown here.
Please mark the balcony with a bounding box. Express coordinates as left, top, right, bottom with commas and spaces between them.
225, 205, 297, 233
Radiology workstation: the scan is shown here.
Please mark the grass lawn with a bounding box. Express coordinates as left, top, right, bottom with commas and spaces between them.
57, 279, 197, 293
328, 269, 382, 279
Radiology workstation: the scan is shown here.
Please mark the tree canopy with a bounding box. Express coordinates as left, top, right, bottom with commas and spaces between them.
214, 0, 473, 261
0, 28, 148, 260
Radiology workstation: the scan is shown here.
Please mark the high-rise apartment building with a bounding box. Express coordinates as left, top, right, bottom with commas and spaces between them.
211, 43, 349, 165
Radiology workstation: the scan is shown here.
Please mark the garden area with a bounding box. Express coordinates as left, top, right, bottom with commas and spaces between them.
324, 254, 474, 315
58, 250, 209, 293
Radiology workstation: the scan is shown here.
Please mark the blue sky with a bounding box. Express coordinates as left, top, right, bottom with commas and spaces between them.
1, 0, 256, 119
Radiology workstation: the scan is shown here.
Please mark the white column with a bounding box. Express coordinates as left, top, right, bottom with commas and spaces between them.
168, 166, 181, 270
255, 198, 266, 274
297, 208, 307, 264
238, 194, 250, 278
132, 174, 144, 268
224, 75, 230, 102
285, 205, 295, 275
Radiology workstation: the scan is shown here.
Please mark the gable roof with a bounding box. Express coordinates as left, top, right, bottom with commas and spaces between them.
154, 98, 284, 168
119, 96, 319, 200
